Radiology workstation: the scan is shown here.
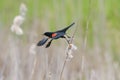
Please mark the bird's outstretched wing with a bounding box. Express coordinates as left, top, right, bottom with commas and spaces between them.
37, 37, 49, 46
46, 39, 53, 48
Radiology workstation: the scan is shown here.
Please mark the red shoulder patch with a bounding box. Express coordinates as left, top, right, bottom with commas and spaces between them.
52, 33, 57, 37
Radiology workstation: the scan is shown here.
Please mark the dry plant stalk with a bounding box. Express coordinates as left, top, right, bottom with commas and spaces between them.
83, 0, 91, 50
30, 56, 37, 80
60, 22, 78, 80
29, 44, 37, 80
80, 0, 91, 75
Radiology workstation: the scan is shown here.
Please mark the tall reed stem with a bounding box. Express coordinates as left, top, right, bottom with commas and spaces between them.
60, 22, 78, 80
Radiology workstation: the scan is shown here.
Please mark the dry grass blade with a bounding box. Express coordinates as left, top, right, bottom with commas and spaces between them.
83, 0, 91, 50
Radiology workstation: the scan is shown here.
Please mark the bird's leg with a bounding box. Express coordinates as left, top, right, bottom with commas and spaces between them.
66, 34, 71, 38
64, 35, 71, 44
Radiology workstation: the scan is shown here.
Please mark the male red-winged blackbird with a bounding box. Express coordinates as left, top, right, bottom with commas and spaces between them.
37, 22, 75, 48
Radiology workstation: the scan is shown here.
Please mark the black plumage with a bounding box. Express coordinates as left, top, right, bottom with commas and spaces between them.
37, 22, 75, 48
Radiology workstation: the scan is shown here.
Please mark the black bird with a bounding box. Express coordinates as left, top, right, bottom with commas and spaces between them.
37, 22, 75, 48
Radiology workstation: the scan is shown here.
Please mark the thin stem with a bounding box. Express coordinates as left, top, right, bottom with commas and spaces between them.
83, 0, 91, 50
81, 0, 92, 74
30, 54, 38, 80
60, 54, 68, 80
60, 21, 78, 80
70, 21, 78, 44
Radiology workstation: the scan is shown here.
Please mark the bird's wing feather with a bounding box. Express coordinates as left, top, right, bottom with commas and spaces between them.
37, 37, 48, 46
52, 32, 64, 39
46, 39, 53, 48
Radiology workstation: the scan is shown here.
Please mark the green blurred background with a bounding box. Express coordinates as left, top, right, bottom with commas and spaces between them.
1, 0, 120, 61
0, 0, 120, 80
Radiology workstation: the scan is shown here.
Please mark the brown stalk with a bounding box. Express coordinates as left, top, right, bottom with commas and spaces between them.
60, 22, 78, 80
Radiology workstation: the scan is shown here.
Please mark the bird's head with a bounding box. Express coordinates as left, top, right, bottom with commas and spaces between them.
43, 32, 52, 37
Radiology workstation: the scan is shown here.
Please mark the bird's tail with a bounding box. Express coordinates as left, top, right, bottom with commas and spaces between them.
58, 22, 75, 33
